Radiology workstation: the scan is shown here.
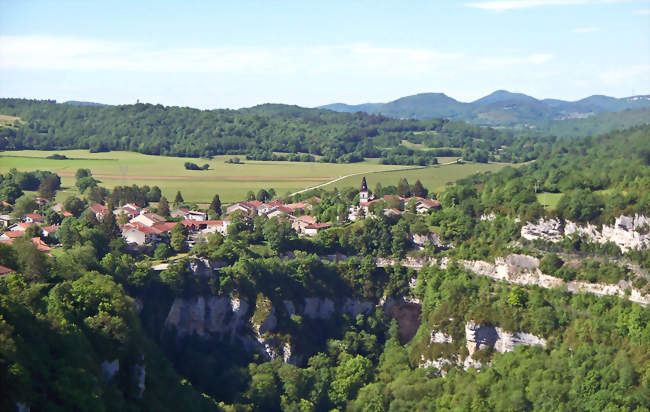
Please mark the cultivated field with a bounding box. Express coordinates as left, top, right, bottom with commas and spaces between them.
0, 150, 517, 202
0, 150, 412, 203
331, 161, 515, 194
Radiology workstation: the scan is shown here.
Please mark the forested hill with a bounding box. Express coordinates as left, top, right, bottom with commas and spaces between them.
0, 98, 516, 163
320, 90, 650, 128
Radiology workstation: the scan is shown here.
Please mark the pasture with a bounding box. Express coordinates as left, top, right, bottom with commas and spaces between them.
330, 161, 515, 194
0, 150, 412, 203
0, 150, 517, 203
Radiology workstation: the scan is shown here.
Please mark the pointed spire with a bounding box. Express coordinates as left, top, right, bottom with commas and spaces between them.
360, 177, 368, 192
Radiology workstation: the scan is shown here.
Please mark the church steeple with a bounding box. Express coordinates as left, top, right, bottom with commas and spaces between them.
359, 177, 369, 204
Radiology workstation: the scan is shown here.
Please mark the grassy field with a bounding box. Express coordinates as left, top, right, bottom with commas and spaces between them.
0, 150, 417, 203
537, 192, 564, 210
331, 162, 515, 194
1, 150, 518, 203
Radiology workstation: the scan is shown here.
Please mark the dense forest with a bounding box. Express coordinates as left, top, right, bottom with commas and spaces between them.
0, 98, 529, 164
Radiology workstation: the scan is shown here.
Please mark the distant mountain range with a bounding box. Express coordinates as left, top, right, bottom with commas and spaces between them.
318, 90, 650, 127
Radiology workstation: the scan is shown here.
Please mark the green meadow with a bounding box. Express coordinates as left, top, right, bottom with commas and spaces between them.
0, 150, 413, 203
0, 150, 518, 203
331, 161, 514, 194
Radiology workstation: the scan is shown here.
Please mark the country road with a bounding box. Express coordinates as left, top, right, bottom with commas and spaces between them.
289, 159, 461, 196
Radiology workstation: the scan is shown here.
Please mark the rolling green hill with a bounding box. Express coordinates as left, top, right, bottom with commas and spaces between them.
320, 90, 650, 128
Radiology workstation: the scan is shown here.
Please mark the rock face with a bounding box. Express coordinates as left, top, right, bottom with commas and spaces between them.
459, 254, 649, 305
164, 295, 383, 363
411, 233, 442, 248
521, 218, 564, 242
465, 321, 546, 357
101, 359, 119, 382
384, 298, 422, 344
521, 215, 650, 253
431, 330, 453, 344
302, 297, 335, 319
164, 296, 250, 339
133, 358, 145, 399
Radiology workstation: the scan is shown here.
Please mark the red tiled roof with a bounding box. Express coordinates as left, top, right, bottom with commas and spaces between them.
141, 213, 167, 223
0, 265, 13, 275
11, 223, 32, 232
417, 199, 441, 208
203, 220, 224, 227
31, 237, 51, 251
25, 213, 44, 221
152, 222, 177, 233
295, 215, 317, 224
89, 203, 109, 214
62, 211, 73, 217
42, 225, 59, 234
2, 231, 23, 239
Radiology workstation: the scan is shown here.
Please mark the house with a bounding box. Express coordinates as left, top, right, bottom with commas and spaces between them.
42, 225, 60, 237
171, 208, 207, 221
0, 201, 12, 209
291, 215, 317, 234
88, 203, 110, 220
9, 222, 32, 232
121, 223, 162, 245
24, 213, 44, 224
200, 220, 230, 236
383, 208, 403, 217
131, 213, 167, 227
226, 201, 259, 216
286, 201, 308, 212
303, 222, 331, 236
151, 221, 177, 234
31, 237, 52, 252
114, 203, 143, 219
51, 202, 64, 212
0, 265, 14, 277
0, 215, 11, 228
415, 199, 441, 214
0, 231, 24, 241
267, 205, 294, 219
35, 197, 49, 206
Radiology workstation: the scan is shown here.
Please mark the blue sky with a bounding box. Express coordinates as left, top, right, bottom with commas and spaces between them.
1, 0, 648, 109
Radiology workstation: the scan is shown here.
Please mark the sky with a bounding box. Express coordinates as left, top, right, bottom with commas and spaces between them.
0, 0, 649, 109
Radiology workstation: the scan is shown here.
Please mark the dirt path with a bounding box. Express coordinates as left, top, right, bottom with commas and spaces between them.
289, 159, 461, 196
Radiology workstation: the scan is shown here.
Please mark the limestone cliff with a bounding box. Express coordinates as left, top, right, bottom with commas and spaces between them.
521, 214, 650, 253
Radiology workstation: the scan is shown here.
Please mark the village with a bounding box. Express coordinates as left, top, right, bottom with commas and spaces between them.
0, 177, 442, 275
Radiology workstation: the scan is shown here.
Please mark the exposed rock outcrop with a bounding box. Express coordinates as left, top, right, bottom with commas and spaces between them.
457, 254, 649, 305
465, 321, 546, 357
164, 296, 250, 340
302, 297, 335, 319
101, 359, 119, 382
522, 215, 650, 252
383, 297, 422, 344
133, 357, 145, 399
431, 330, 453, 344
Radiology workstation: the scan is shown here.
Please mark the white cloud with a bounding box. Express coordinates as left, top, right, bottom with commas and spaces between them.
467, 0, 635, 11
634, 8, 650, 13
0, 35, 464, 76
572, 26, 601, 33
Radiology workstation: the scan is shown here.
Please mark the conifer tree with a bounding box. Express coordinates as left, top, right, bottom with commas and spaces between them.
158, 196, 170, 217
209, 194, 222, 218
173, 191, 184, 207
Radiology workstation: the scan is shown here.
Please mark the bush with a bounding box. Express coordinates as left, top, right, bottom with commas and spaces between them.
540, 253, 564, 274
